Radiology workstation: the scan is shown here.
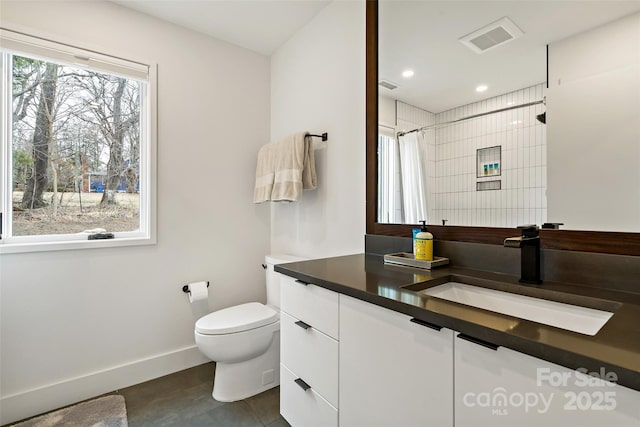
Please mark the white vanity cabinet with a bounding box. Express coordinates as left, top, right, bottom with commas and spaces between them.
455, 334, 640, 426
280, 275, 339, 427
339, 294, 454, 427
279, 271, 639, 427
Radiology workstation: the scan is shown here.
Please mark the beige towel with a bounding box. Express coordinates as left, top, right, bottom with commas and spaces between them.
301, 135, 317, 191
253, 143, 275, 203
253, 132, 317, 203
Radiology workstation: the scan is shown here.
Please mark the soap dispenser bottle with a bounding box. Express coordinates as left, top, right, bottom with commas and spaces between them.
414, 220, 433, 261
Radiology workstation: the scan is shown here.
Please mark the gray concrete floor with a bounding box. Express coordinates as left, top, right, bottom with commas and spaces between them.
117, 362, 290, 427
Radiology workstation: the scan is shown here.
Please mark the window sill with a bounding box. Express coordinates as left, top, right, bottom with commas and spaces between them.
0, 235, 156, 254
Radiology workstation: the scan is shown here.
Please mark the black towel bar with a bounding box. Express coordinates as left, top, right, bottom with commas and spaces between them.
308, 132, 328, 141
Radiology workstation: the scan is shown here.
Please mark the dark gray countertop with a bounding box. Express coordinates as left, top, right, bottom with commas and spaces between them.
275, 253, 640, 392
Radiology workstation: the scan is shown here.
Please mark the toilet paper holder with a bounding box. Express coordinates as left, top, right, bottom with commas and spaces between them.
182, 282, 210, 294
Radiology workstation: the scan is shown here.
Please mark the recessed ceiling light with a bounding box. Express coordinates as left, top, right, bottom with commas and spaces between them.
402, 69, 414, 78
476, 84, 488, 92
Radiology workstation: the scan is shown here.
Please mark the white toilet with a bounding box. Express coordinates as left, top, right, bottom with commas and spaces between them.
194, 254, 305, 402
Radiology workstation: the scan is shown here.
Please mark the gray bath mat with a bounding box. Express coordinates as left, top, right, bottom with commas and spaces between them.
10, 394, 128, 427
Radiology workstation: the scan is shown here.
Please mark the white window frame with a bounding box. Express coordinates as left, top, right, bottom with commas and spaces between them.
0, 27, 157, 254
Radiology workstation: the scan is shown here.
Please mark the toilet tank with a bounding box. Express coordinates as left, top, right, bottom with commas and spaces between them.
265, 254, 308, 310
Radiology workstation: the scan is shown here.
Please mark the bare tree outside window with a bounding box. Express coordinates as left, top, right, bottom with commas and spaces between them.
10, 54, 142, 236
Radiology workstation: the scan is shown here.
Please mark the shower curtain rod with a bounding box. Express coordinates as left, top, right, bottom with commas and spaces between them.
397, 99, 545, 137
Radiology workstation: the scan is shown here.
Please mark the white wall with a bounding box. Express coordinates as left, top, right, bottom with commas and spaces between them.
547, 12, 640, 231
0, 1, 270, 423
270, 0, 366, 258
379, 95, 396, 129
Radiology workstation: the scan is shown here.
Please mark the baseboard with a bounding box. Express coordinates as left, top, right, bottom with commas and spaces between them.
0, 345, 209, 425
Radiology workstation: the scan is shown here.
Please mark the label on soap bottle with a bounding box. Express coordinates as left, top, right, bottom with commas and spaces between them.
415, 237, 433, 261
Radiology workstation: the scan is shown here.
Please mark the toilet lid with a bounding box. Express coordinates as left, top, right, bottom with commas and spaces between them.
195, 302, 278, 335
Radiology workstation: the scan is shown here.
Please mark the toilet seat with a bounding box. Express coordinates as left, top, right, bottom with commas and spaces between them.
196, 302, 278, 335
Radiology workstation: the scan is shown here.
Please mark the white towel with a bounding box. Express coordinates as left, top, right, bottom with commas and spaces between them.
253, 132, 317, 203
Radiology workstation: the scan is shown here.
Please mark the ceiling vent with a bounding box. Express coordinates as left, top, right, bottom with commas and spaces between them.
459, 17, 523, 54
379, 79, 398, 90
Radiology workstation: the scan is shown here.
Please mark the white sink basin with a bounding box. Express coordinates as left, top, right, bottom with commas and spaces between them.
423, 282, 613, 336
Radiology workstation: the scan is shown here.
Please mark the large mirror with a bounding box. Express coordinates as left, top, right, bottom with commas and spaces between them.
375, 1, 640, 233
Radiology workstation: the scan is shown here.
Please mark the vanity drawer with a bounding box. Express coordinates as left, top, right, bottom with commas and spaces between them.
280, 363, 338, 427
280, 275, 339, 339
281, 311, 338, 407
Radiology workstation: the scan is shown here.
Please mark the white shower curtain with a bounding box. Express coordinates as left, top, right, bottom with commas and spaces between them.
398, 131, 429, 224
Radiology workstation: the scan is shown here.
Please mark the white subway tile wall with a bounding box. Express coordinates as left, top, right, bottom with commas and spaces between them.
395, 84, 547, 227
433, 84, 547, 227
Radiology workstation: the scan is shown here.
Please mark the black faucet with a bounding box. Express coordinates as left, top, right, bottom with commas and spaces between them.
504, 225, 541, 284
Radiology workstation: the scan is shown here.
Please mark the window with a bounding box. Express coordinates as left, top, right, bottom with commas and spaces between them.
377, 126, 403, 224
0, 28, 156, 253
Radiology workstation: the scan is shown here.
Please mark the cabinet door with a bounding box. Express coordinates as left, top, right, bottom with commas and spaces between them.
339, 295, 454, 427
455, 334, 640, 426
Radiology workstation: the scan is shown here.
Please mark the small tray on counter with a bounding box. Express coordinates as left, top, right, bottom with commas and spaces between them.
383, 252, 449, 270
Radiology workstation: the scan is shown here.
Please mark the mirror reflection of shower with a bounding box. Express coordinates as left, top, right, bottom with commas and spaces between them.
378, 84, 547, 227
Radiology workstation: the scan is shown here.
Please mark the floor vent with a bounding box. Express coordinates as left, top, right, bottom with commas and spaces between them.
459, 17, 523, 54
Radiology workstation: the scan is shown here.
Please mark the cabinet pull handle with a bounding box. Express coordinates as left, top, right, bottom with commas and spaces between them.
410, 318, 442, 331
295, 378, 311, 391
457, 333, 499, 351
295, 320, 312, 330
295, 279, 310, 286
